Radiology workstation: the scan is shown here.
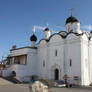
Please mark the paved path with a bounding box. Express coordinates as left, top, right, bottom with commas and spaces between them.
0, 78, 92, 92
49, 87, 92, 92
0, 85, 29, 92
0, 78, 29, 92
0, 78, 13, 85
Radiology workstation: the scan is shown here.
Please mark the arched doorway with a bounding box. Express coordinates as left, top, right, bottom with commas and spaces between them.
12, 71, 16, 77
54, 69, 59, 80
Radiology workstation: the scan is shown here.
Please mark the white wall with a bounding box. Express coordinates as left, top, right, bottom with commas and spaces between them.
38, 33, 82, 84
44, 31, 51, 39
89, 37, 92, 84
66, 22, 82, 33
80, 34, 89, 85
65, 33, 81, 85
3, 48, 37, 82
4, 30, 90, 85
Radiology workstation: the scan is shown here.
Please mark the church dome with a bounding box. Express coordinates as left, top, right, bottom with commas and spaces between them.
66, 16, 79, 24
30, 34, 37, 42
44, 27, 50, 31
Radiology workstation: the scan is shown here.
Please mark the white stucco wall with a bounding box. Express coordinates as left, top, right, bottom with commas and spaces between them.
66, 22, 82, 33
3, 29, 91, 86
65, 33, 81, 85
3, 47, 37, 82
80, 34, 89, 85
89, 37, 92, 84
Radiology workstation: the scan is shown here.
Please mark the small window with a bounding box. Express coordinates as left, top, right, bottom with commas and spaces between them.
70, 30, 73, 32
43, 60, 45, 67
70, 59, 72, 67
18, 61, 20, 64
68, 26, 70, 32
55, 50, 57, 56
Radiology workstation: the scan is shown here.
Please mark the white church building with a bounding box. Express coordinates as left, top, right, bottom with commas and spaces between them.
2, 15, 92, 86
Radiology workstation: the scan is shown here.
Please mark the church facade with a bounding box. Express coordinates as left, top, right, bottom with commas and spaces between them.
3, 16, 92, 86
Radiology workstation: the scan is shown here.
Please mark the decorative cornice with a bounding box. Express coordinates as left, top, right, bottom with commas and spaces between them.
38, 31, 85, 45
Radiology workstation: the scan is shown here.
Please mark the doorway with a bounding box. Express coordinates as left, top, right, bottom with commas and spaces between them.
54, 69, 59, 80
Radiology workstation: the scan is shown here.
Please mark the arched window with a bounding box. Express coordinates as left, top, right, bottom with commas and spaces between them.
70, 30, 73, 32
68, 25, 71, 32
55, 50, 57, 56
70, 59, 72, 67
12, 71, 16, 77
43, 60, 45, 67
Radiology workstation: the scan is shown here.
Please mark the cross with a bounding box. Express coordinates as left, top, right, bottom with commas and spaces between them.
1, 56, 4, 64
70, 8, 74, 16
33, 26, 36, 33
2, 56, 4, 61
46, 23, 49, 27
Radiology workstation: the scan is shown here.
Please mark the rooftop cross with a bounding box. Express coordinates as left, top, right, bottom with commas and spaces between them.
46, 23, 49, 28
70, 8, 74, 16
33, 26, 36, 33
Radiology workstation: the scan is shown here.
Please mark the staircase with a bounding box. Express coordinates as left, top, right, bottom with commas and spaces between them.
54, 80, 65, 85
2, 76, 21, 84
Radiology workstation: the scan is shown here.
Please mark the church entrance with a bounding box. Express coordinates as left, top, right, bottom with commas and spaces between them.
54, 69, 59, 80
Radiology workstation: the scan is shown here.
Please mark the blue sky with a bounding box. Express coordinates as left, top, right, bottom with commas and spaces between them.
0, 0, 92, 60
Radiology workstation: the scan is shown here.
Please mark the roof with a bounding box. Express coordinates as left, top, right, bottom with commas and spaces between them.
10, 46, 37, 51
66, 16, 79, 24
38, 31, 85, 44
30, 34, 37, 41
44, 27, 50, 31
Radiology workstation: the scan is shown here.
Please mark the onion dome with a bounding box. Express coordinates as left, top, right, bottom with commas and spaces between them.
30, 34, 37, 42
90, 30, 92, 33
66, 16, 79, 24
44, 27, 50, 31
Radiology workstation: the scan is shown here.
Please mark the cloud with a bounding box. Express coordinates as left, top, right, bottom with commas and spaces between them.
54, 25, 65, 30
51, 29, 58, 33
35, 26, 45, 31
50, 28, 60, 34
81, 25, 92, 31
34, 25, 59, 33
50, 25, 65, 34
34, 24, 65, 34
